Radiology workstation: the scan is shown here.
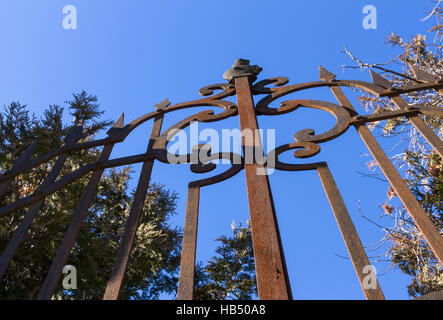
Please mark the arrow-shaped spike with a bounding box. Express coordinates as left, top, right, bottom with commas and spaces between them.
14, 140, 37, 168
113, 113, 124, 128
154, 98, 171, 111
106, 113, 124, 136
409, 64, 436, 83
369, 70, 392, 89
319, 65, 336, 81
64, 125, 84, 145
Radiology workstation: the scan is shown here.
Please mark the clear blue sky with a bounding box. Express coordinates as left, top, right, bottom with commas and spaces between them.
0, 0, 439, 299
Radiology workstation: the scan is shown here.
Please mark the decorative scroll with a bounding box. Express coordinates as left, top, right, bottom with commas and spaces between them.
265, 141, 321, 171
1, 59, 442, 300
0, 81, 239, 300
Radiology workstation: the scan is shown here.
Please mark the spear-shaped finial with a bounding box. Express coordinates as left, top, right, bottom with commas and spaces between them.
154, 98, 171, 112
319, 65, 336, 81
408, 64, 437, 83
64, 124, 84, 145
106, 113, 124, 136
113, 113, 124, 128
13, 140, 37, 169
369, 70, 392, 89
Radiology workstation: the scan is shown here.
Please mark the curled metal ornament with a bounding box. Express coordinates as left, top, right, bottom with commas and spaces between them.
190, 144, 217, 174
198, 83, 235, 97
252, 77, 289, 94
258, 99, 351, 144
254, 78, 384, 101
151, 101, 243, 188
292, 100, 351, 143
0, 82, 237, 184
189, 151, 244, 188
266, 141, 321, 172
152, 108, 237, 165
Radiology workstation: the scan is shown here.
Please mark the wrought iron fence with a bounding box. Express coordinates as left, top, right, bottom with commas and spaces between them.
0, 59, 442, 300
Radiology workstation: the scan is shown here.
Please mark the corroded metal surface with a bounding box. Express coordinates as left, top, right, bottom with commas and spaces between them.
235, 75, 292, 300
37, 142, 116, 299
316, 163, 385, 300
103, 114, 164, 300
177, 146, 244, 300
415, 288, 443, 300
0, 59, 442, 300
223, 58, 262, 83
322, 68, 443, 266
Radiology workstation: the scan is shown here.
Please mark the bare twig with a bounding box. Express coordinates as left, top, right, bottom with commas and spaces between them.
341, 45, 420, 82
421, 0, 442, 21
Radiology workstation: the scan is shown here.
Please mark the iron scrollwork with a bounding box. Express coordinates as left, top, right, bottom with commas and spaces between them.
1, 59, 442, 300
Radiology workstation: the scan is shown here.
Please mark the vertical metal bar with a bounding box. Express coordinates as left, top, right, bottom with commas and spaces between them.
316, 163, 385, 300
37, 143, 114, 300
0, 154, 69, 278
330, 86, 443, 265
0, 202, 41, 278
234, 75, 292, 300
177, 183, 200, 300
103, 115, 163, 300
390, 96, 443, 157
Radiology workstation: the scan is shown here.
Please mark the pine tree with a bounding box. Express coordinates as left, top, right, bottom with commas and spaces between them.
0, 92, 182, 299
194, 221, 256, 300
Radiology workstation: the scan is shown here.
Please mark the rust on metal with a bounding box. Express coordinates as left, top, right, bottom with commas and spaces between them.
322, 68, 443, 265
408, 63, 443, 96
390, 96, 443, 157
37, 117, 124, 299
177, 145, 244, 299
103, 114, 164, 300
177, 183, 200, 300
0, 58, 442, 300
316, 163, 385, 300
37, 143, 115, 299
235, 74, 292, 300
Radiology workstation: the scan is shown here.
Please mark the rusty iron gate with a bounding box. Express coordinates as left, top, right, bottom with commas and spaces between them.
0, 59, 442, 300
